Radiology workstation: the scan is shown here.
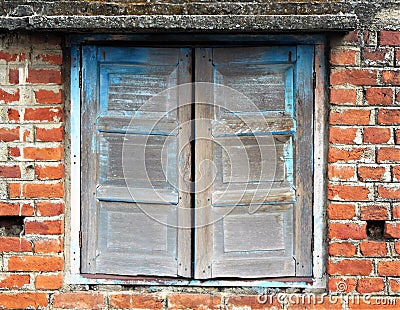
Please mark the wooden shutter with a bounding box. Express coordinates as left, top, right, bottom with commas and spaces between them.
194, 46, 314, 278
81, 46, 192, 276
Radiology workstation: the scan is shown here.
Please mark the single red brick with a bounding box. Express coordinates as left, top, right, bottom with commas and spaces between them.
330, 49, 358, 66
328, 147, 368, 163
328, 203, 356, 220
363, 47, 393, 66
380, 30, 400, 46
0, 88, 19, 103
330, 109, 370, 125
384, 222, 400, 238
396, 129, 400, 144
378, 109, 400, 125
365, 88, 393, 105
360, 241, 387, 256
0, 237, 32, 252
329, 127, 357, 144
8, 183, 20, 198
360, 205, 389, 220
363, 127, 391, 144
34, 89, 62, 104
53, 293, 105, 310
328, 184, 370, 201
35, 164, 64, 180
0, 293, 48, 308
382, 71, 400, 85
109, 293, 163, 309
330, 88, 357, 105
25, 220, 64, 235
328, 242, 357, 257
24, 107, 63, 122
357, 277, 385, 293
0, 165, 20, 178
34, 238, 63, 253
36, 54, 63, 65
0, 127, 19, 142
342, 31, 360, 44
27, 69, 62, 84
0, 51, 19, 62
8, 69, 19, 84
8, 146, 20, 157
36, 201, 64, 216
23, 182, 64, 199
378, 147, 400, 162
393, 206, 400, 219
377, 261, 400, 276
389, 279, 400, 292
328, 165, 355, 181
168, 294, 221, 310
0, 202, 34, 216
393, 165, 400, 181
35, 126, 63, 142
395, 242, 400, 255
7, 108, 20, 122
35, 273, 62, 290
23, 146, 64, 161
0, 274, 30, 289
358, 166, 386, 181
227, 295, 280, 310
378, 186, 400, 200
329, 223, 367, 240
330, 69, 377, 86
328, 277, 357, 293
8, 256, 63, 271
328, 259, 372, 276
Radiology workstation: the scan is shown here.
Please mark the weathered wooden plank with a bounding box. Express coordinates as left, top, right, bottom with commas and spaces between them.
216, 135, 292, 184
212, 114, 294, 136
81, 45, 100, 274
213, 46, 297, 64
214, 64, 293, 112
97, 47, 180, 65
176, 48, 193, 277
194, 49, 215, 279
294, 45, 314, 276
97, 184, 178, 204
99, 64, 179, 116
211, 204, 295, 278
97, 116, 178, 135
211, 186, 295, 206
212, 257, 295, 278
96, 201, 178, 276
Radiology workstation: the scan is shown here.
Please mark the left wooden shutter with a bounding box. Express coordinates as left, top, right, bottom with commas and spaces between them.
81, 46, 192, 277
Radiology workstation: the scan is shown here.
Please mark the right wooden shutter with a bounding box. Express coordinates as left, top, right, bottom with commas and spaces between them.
194, 46, 314, 278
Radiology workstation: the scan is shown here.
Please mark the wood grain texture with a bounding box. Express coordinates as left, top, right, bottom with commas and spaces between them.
293, 45, 314, 276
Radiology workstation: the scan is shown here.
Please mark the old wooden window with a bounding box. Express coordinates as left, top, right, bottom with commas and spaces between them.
79, 44, 316, 279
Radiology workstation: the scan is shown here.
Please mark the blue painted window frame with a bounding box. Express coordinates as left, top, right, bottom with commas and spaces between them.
68, 34, 327, 289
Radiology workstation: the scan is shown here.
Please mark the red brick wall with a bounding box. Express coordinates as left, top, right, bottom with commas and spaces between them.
0, 31, 399, 309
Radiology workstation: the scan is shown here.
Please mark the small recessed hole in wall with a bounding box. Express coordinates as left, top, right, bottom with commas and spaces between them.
366, 220, 385, 240
0, 216, 24, 236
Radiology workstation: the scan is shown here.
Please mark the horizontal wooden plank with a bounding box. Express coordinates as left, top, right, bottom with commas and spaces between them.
97, 47, 180, 65
212, 257, 295, 278
97, 185, 178, 204
212, 115, 294, 136
211, 186, 295, 206
213, 46, 297, 64
97, 116, 178, 135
